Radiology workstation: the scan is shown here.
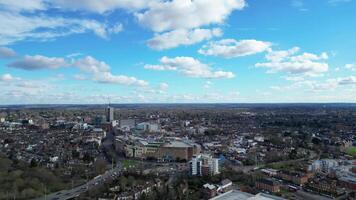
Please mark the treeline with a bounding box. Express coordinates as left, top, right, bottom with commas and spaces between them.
0, 153, 68, 200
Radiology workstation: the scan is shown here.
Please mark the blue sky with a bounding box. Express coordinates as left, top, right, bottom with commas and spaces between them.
0, 0, 355, 104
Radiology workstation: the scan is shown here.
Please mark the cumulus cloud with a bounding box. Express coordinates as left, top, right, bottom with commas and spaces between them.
255, 47, 329, 76
199, 39, 271, 58
93, 72, 148, 87
136, 0, 246, 32
5, 53, 148, 87
148, 28, 222, 50
0, 73, 14, 82
8, 55, 67, 70
345, 64, 356, 71
72, 56, 148, 87
144, 56, 235, 79
337, 76, 356, 85
0, 46, 17, 59
73, 56, 110, 73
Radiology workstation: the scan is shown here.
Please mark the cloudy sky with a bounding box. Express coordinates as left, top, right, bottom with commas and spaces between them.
0, 0, 355, 104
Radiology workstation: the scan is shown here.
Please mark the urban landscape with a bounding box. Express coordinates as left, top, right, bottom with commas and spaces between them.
1, 0, 356, 199
0, 104, 355, 199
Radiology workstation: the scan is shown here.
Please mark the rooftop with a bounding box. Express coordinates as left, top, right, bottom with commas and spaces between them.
210, 190, 285, 200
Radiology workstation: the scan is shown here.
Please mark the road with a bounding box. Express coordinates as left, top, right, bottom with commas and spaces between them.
37, 166, 123, 200
36, 130, 122, 200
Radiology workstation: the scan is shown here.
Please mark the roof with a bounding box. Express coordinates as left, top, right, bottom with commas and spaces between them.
203, 183, 216, 190
162, 141, 192, 148
221, 179, 232, 186
210, 190, 254, 200
210, 190, 286, 200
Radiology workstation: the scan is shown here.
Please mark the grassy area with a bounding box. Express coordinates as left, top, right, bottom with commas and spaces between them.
122, 160, 137, 169
346, 147, 356, 156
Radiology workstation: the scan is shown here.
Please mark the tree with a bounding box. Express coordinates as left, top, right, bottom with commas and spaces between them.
30, 159, 38, 168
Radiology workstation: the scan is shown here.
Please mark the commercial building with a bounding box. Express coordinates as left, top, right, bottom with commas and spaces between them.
116, 136, 201, 161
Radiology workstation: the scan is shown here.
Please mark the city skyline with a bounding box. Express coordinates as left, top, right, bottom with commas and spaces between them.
0, 0, 356, 104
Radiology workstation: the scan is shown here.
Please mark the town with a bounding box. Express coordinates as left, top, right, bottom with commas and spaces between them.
0, 104, 355, 200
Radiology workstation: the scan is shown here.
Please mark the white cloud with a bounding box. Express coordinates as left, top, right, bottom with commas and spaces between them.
8, 55, 67, 70
93, 72, 148, 87
0, 73, 14, 81
345, 64, 356, 71
135, 0, 246, 32
328, 0, 352, 5
204, 81, 213, 89
147, 28, 222, 50
144, 64, 177, 71
144, 56, 235, 79
159, 82, 169, 90
0, 0, 46, 12
72, 56, 148, 87
255, 47, 329, 76
73, 74, 87, 80
0, 46, 17, 58
337, 76, 356, 85
73, 56, 110, 73
199, 39, 271, 58
51, 0, 151, 13
0, 11, 121, 45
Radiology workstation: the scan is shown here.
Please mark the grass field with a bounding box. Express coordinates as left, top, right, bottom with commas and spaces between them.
346, 147, 356, 156
122, 160, 137, 168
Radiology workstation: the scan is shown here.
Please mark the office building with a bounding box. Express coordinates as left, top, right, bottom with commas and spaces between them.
106, 106, 114, 122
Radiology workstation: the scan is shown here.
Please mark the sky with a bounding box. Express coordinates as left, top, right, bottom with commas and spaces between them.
0, 0, 355, 104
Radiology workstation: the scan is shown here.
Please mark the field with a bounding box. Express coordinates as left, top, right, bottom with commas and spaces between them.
346, 147, 356, 156
122, 160, 137, 169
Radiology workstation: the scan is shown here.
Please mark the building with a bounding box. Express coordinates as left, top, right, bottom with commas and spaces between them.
278, 170, 309, 186
117, 136, 200, 161
309, 159, 339, 173
105, 106, 114, 122
255, 178, 281, 193
261, 168, 278, 177
338, 176, 356, 190
136, 122, 160, 133
119, 119, 136, 130
190, 154, 220, 176
217, 179, 233, 193
209, 190, 286, 200
203, 183, 217, 199
306, 177, 345, 197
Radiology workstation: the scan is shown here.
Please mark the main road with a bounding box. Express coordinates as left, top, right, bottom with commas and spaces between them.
36, 130, 122, 200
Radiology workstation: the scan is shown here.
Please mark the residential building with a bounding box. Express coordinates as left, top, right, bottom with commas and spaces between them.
255, 178, 281, 193
190, 154, 220, 176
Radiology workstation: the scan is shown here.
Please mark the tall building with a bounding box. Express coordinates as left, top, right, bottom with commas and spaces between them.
105, 106, 114, 122
190, 154, 220, 176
